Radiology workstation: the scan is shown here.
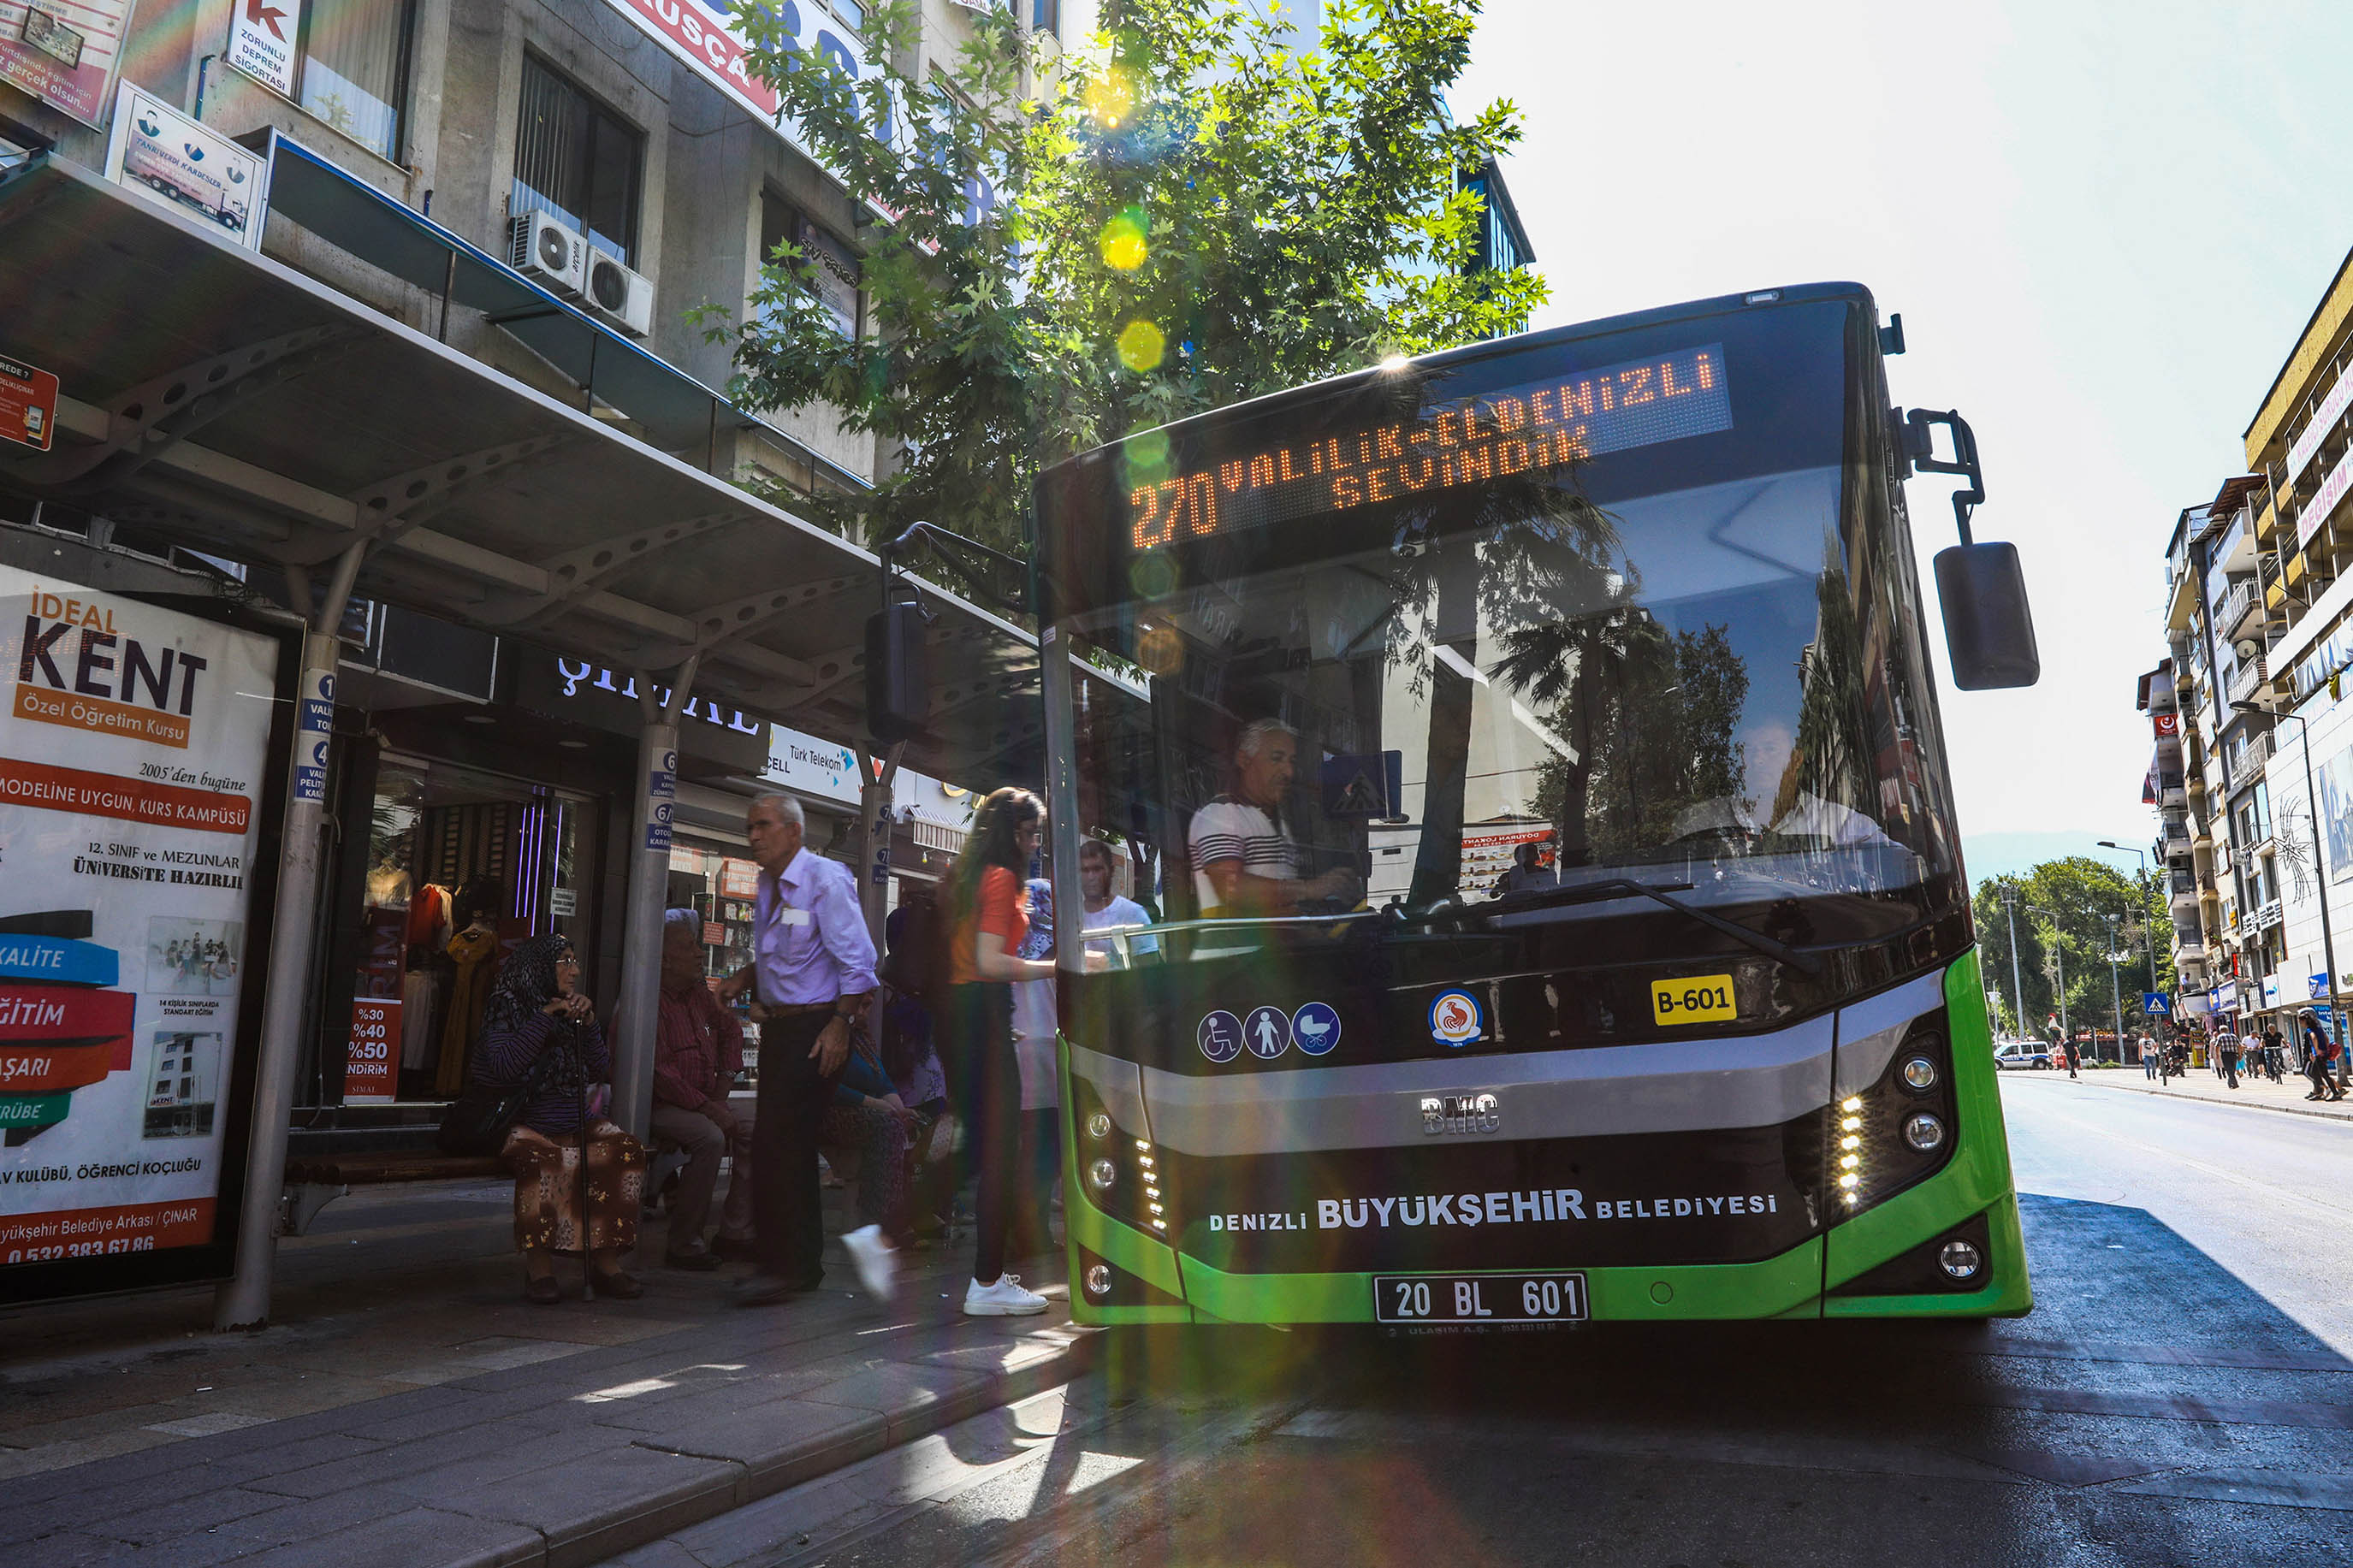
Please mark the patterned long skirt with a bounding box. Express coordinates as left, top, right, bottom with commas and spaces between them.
818, 1101, 907, 1234
505, 1121, 646, 1254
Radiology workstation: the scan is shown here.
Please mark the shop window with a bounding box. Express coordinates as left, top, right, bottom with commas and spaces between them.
353, 759, 601, 1101
513, 55, 643, 265
297, 0, 416, 161
759, 190, 862, 340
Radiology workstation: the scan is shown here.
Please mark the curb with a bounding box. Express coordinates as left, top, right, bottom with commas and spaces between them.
450, 1325, 1099, 1568
2060, 1070, 2353, 1127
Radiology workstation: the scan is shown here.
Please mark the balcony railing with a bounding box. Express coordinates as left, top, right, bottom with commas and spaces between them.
2240, 730, 2276, 772
2214, 577, 2261, 640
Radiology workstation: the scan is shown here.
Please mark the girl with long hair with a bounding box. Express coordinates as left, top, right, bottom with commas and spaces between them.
936, 787, 1056, 1315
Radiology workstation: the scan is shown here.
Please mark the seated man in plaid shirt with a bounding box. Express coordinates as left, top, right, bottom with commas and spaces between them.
652, 909, 756, 1268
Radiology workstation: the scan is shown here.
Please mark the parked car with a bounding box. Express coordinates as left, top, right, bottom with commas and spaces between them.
1993, 1041, 2053, 1070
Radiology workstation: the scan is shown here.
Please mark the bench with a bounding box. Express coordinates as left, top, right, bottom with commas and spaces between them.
279, 1151, 509, 1235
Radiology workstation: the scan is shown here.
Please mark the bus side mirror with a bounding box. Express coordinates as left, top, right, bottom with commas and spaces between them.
1934, 541, 2040, 689
865, 601, 930, 742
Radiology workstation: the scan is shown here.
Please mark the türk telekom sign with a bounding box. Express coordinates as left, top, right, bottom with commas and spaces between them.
596, 0, 996, 226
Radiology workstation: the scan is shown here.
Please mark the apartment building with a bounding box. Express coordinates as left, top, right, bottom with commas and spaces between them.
2149, 241, 2353, 1046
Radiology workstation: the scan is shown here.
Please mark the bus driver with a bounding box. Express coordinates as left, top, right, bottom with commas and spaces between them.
1188, 719, 1358, 919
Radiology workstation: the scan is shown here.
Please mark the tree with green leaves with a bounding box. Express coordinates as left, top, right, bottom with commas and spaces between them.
706, 0, 1545, 561
1976, 858, 2175, 1038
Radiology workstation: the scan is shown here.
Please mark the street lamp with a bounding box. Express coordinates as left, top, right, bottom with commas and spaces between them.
1998, 882, 2031, 1043
2096, 838, 2163, 992
2232, 699, 2342, 1074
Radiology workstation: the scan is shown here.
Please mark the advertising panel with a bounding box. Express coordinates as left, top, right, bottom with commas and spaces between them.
102, 80, 272, 251
1, 566, 289, 1296
0, 350, 57, 453
0, 0, 135, 128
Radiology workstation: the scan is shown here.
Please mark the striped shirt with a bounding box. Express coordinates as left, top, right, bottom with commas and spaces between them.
1189, 795, 1297, 914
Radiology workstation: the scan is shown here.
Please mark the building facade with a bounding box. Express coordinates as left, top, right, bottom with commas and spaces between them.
2149, 243, 2353, 1051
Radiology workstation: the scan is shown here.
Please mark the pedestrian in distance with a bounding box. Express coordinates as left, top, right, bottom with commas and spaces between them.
2303, 1011, 2346, 1102
2061, 1033, 2080, 1080
2224, 1025, 2251, 1090
649, 909, 756, 1269
474, 934, 647, 1305
2140, 1032, 2159, 1081
717, 793, 892, 1306
2261, 1021, 2285, 1084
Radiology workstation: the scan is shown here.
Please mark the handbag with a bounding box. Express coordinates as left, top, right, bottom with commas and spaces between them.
436, 1027, 572, 1156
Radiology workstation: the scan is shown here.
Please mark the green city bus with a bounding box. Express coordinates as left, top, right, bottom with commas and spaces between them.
1031, 283, 2036, 1328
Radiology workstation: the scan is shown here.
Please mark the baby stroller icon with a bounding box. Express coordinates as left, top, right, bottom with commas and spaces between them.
1292, 1002, 1340, 1055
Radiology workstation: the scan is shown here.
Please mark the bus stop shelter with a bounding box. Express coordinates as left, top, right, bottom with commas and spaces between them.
0, 151, 1055, 1327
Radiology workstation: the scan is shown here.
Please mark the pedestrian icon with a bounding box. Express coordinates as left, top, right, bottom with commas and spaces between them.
1245, 1004, 1291, 1059
1291, 1001, 1341, 1056
1199, 1009, 1243, 1063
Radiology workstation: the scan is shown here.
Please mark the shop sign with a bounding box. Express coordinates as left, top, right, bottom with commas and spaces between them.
591, 0, 996, 230
522, 657, 766, 772
2300, 441, 2353, 550
344, 997, 396, 1103
225, 0, 305, 98
2289, 363, 2353, 488
720, 859, 758, 898
0, 352, 58, 453
103, 83, 271, 251
0, 565, 282, 1283
763, 726, 862, 804
0, 0, 133, 129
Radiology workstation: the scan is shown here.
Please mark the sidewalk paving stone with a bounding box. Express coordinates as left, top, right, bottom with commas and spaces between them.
0, 1175, 1098, 1568
2060, 1067, 2353, 1122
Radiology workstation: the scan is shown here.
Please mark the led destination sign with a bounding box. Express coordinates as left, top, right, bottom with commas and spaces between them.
1128, 343, 1734, 550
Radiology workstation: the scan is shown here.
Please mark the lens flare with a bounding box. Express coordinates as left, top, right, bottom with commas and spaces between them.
1117, 318, 1166, 371
1099, 209, 1149, 270
1087, 68, 1138, 127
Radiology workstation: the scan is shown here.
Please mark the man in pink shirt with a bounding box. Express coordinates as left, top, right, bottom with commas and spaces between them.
651, 909, 755, 1268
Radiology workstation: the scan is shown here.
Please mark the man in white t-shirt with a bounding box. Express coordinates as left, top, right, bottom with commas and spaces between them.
1079, 838, 1159, 962
1188, 719, 1356, 918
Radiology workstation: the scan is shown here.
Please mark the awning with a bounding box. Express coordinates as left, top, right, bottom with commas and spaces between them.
0, 152, 1116, 786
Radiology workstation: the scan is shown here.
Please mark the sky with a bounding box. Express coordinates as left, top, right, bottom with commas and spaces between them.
1455, 0, 2353, 888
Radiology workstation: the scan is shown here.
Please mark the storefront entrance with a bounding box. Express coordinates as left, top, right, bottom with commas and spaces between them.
353, 757, 603, 1101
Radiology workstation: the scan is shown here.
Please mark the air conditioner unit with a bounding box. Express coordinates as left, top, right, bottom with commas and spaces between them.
582, 250, 654, 338
508, 210, 585, 296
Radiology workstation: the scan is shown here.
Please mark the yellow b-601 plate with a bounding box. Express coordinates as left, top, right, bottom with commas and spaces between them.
1651, 973, 1736, 1025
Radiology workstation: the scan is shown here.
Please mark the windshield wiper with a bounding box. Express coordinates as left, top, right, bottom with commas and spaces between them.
1389, 876, 1826, 977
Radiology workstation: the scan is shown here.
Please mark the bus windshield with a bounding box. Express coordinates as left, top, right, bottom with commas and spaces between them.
1041, 293, 1965, 985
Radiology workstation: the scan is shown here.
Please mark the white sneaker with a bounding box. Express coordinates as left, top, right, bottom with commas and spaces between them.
843, 1224, 897, 1303
963, 1273, 1049, 1317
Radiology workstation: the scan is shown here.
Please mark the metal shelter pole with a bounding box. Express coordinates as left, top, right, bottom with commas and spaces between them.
2106, 914, 2124, 1064
2296, 714, 2346, 1081
611, 659, 698, 1144
215, 543, 364, 1331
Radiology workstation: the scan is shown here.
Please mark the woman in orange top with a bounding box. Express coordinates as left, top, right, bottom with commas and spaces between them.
938, 787, 1057, 1316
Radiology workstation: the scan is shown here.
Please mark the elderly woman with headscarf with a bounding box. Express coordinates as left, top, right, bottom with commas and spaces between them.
473, 933, 648, 1303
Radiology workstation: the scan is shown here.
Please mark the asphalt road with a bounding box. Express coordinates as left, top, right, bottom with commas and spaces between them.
659, 1074, 2353, 1568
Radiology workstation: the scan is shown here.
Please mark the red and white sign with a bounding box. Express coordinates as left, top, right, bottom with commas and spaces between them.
2153, 712, 2179, 738
225, 0, 305, 98
344, 997, 398, 1103
0, 352, 56, 452
0, 0, 135, 128
595, 0, 988, 227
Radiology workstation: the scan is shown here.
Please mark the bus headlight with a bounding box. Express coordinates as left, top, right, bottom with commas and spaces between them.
1900, 1056, 1938, 1092
1085, 1263, 1113, 1297
1938, 1239, 1983, 1280
1902, 1112, 1945, 1152
1088, 1111, 1113, 1140
1088, 1157, 1117, 1192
